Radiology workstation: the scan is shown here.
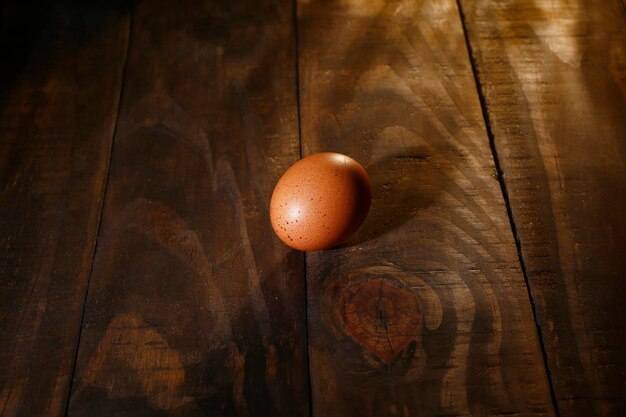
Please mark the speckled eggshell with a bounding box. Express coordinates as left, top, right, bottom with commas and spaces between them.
270, 152, 371, 251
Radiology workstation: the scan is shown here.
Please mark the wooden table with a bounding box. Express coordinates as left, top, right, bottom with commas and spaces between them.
1, 0, 625, 416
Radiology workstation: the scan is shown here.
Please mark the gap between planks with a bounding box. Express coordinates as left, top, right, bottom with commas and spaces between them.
292, 1, 314, 416
61, 10, 135, 417
453, 1, 562, 416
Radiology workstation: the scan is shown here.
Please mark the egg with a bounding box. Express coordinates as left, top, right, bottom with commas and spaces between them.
270, 152, 371, 251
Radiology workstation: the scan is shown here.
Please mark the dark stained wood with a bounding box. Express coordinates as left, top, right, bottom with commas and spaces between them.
298, 0, 557, 415
66, 0, 309, 416
459, 0, 626, 415
0, 3, 130, 417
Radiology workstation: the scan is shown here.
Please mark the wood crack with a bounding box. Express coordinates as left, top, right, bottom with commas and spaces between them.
377, 280, 394, 359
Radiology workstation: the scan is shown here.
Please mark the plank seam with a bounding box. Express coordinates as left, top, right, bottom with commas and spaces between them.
61, 10, 135, 417
292, 1, 314, 417
453, 1, 562, 416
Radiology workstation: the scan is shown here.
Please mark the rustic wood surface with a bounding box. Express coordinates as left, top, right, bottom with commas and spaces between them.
459, 0, 626, 415
0, 3, 130, 417
298, 0, 555, 415
65, 0, 309, 416
0, 0, 624, 416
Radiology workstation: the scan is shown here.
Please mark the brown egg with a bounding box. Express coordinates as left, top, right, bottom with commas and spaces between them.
270, 152, 371, 251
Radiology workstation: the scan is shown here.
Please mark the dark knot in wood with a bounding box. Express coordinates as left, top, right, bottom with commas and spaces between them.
339, 279, 422, 364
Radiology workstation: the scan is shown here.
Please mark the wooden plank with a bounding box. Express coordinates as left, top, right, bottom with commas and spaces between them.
298, 0, 557, 416
458, 0, 626, 415
0, 3, 129, 417
66, 0, 309, 416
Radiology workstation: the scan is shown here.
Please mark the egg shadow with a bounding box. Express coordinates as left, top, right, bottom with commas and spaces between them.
340, 148, 443, 247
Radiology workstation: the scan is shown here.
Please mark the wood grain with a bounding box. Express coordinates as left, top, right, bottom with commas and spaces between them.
459, 0, 626, 415
66, 0, 309, 416
0, 3, 129, 417
298, 0, 557, 415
